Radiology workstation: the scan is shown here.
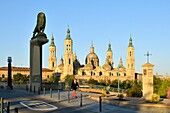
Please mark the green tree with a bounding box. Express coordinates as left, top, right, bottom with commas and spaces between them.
49, 74, 57, 83
126, 80, 142, 97
13, 73, 29, 83
157, 79, 170, 97
99, 79, 106, 86
88, 78, 98, 85
153, 76, 162, 94
64, 74, 74, 88
110, 79, 118, 88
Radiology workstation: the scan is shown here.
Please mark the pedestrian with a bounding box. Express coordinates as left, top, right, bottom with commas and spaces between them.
71, 79, 79, 99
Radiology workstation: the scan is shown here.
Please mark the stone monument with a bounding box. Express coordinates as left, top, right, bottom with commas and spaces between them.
30, 12, 48, 92
142, 51, 154, 101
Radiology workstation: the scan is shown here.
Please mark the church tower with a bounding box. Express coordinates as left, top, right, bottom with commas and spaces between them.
64, 26, 73, 76
107, 42, 114, 68
48, 34, 57, 71
126, 36, 135, 80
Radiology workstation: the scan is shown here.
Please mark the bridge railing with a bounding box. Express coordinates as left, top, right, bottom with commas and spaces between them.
79, 84, 127, 94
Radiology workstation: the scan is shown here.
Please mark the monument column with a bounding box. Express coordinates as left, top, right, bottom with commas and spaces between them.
142, 51, 154, 101
29, 12, 48, 92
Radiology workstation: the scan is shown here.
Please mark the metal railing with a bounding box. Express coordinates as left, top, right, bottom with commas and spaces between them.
0, 97, 11, 113
80, 84, 127, 93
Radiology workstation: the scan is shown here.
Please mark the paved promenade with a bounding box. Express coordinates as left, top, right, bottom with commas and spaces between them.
0, 88, 170, 113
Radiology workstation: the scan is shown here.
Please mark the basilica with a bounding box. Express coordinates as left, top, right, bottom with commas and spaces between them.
48, 27, 135, 82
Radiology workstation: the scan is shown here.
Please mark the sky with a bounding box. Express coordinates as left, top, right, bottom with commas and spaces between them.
0, 0, 170, 75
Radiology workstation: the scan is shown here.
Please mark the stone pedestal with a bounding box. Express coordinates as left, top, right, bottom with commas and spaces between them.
30, 33, 48, 92
142, 63, 154, 101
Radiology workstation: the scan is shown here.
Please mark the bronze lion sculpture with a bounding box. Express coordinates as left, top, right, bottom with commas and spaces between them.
32, 12, 46, 38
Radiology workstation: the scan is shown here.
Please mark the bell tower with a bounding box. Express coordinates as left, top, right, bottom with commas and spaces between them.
64, 26, 73, 77
126, 36, 135, 80
107, 42, 113, 68
48, 34, 57, 71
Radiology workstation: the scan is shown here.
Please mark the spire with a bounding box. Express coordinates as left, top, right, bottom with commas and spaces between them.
90, 41, 94, 53
60, 56, 64, 65
91, 41, 93, 47
119, 57, 123, 66
74, 50, 77, 61
128, 34, 133, 47
66, 25, 71, 40
107, 41, 112, 52
50, 33, 55, 46
118, 57, 123, 68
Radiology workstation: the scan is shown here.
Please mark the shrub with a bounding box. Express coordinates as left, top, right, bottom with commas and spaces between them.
117, 93, 124, 99
152, 93, 160, 103
101, 89, 106, 97
13, 73, 29, 83
126, 85, 142, 97
88, 78, 99, 85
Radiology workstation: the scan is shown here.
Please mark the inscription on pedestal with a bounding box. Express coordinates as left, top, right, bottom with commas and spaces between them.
32, 75, 41, 82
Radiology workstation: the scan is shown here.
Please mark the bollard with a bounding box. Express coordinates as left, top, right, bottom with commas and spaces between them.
58, 89, 60, 102
7, 102, 10, 113
38, 87, 40, 95
26, 84, 28, 92
99, 96, 102, 112
30, 85, 32, 92
14, 108, 18, 113
44, 87, 46, 96
80, 93, 82, 107
50, 88, 52, 98
1, 97, 3, 113
33, 86, 35, 93
68, 90, 70, 103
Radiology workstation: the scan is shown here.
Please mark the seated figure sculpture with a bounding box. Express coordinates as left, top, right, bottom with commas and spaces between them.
32, 12, 46, 38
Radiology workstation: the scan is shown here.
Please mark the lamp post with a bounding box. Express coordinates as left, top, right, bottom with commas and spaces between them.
117, 65, 120, 93
7, 57, 13, 89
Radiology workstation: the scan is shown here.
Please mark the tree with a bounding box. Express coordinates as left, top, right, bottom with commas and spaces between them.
49, 74, 57, 83
153, 76, 162, 94
88, 78, 98, 85
64, 74, 74, 88
13, 73, 29, 83
110, 79, 118, 88
126, 80, 142, 97
157, 79, 170, 97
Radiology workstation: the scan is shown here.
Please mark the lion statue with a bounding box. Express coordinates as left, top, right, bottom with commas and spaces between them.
32, 12, 46, 38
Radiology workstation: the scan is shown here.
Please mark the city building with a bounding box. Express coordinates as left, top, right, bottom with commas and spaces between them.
49, 27, 135, 82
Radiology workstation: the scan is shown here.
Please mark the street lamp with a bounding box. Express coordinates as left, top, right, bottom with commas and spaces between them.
7, 57, 13, 89
117, 65, 121, 93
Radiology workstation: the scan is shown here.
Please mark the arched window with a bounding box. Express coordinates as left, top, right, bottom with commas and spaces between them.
52, 62, 54, 67
82, 71, 85, 75
69, 59, 71, 64
130, 51, 131, 56
99, 71, 102, 76
2, 74, 5, 78
91, 71, 93, 76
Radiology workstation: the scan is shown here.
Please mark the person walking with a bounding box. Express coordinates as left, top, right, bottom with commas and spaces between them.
71, 79, 79, 99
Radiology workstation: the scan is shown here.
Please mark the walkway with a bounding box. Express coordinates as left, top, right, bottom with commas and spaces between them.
0, 88, 169, 113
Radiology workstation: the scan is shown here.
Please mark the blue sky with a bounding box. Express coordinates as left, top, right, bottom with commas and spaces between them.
0, 1, 170, 75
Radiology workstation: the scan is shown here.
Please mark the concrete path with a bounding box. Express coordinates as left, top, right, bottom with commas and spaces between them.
0, 88, 169, 113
